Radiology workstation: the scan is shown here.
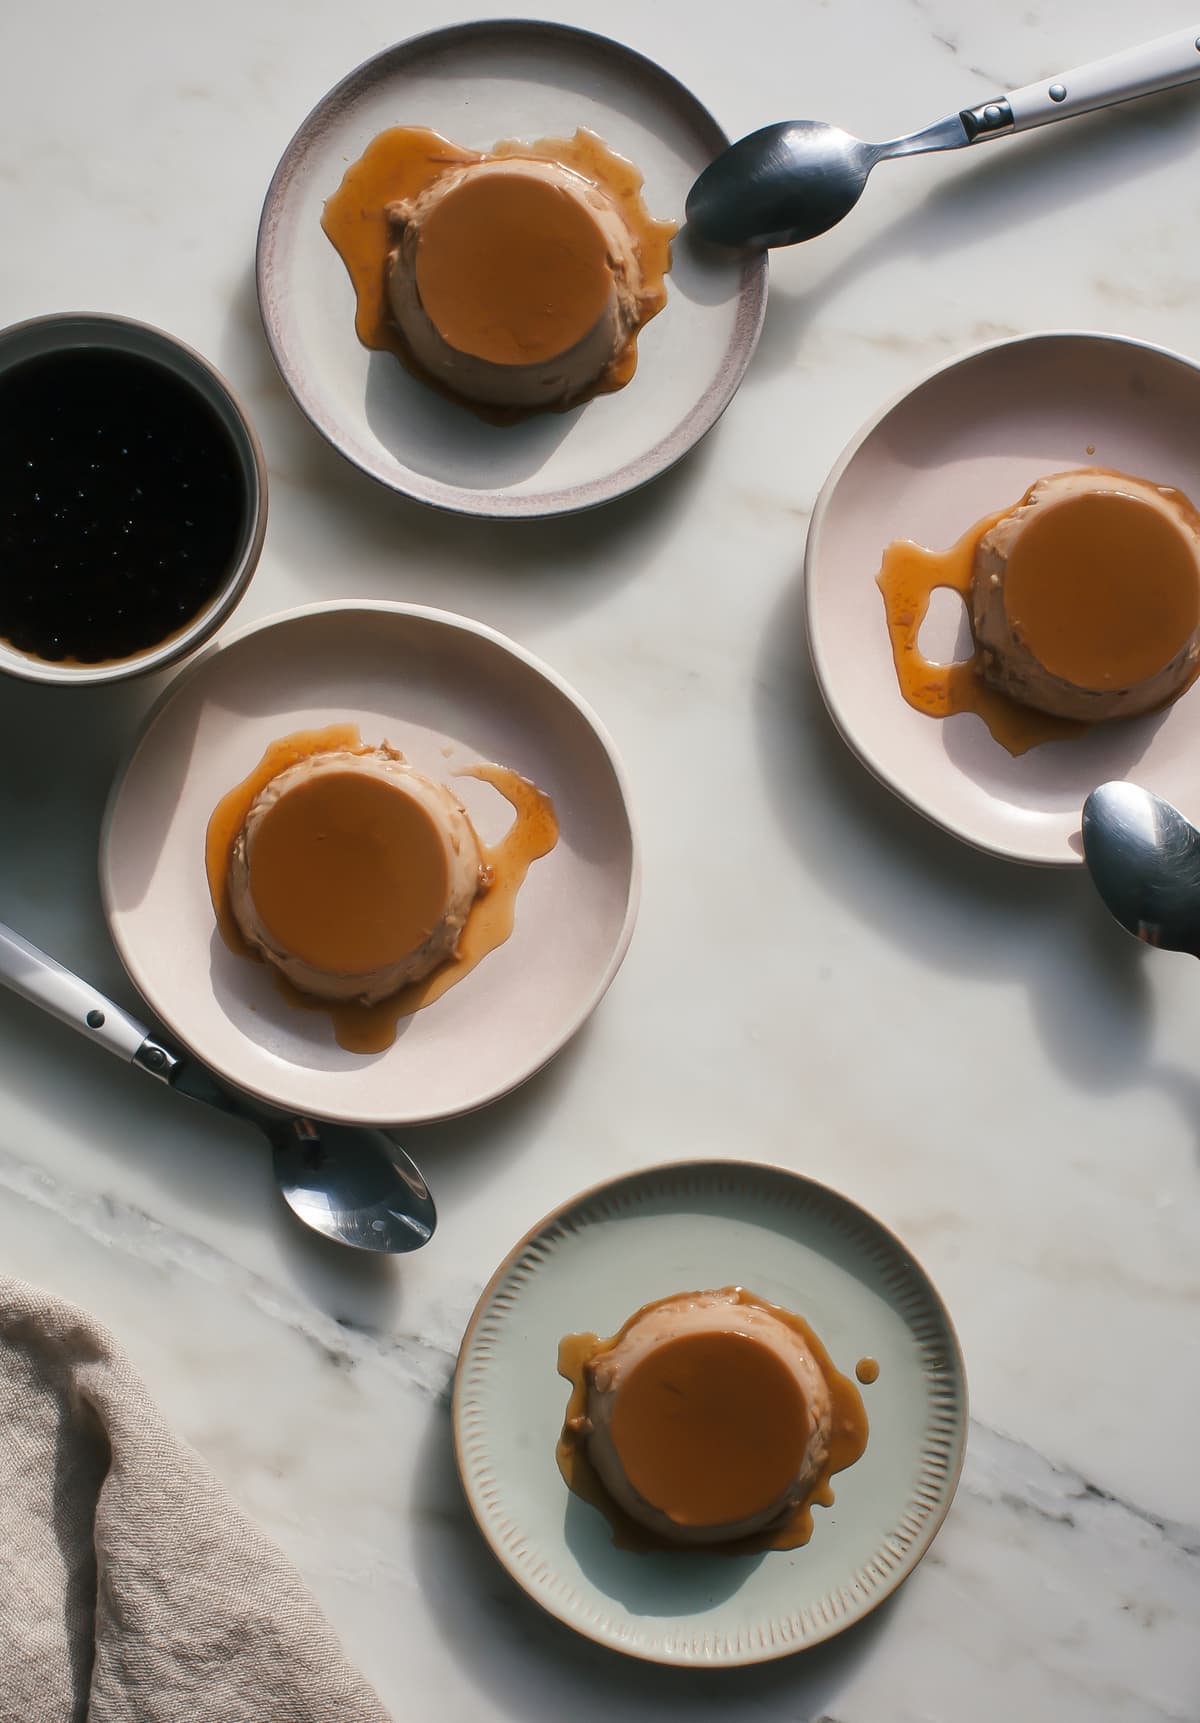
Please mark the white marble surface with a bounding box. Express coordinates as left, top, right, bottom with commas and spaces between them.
1, 0, 1199, 1717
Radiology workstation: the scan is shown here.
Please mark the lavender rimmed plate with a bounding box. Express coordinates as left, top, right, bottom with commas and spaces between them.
256, 20, 766, 519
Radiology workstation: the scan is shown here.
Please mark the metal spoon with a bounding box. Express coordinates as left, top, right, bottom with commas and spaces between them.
1081, 782, 1200, 955
0, 919, 436, 1252
687, 27, 1200, 248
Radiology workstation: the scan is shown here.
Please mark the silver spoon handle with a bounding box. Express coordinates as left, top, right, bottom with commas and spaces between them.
1002, 26, 1200, 132
0, 919, 151, 1063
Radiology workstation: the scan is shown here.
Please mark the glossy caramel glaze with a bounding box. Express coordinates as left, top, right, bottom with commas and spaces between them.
245, 768, 450, 975
877, 470, 1200, 755
206, 724, 559, 1054
320, 125, 675, 420
1002, 488, 1200, 690
557, 1287, 869, 1554
877, 508, 1088, 756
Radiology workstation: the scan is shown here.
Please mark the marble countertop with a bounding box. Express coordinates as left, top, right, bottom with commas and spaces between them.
1, 0, 1198, 1717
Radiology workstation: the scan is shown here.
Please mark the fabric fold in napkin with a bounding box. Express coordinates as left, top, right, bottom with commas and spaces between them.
0, 1276, 392, 1723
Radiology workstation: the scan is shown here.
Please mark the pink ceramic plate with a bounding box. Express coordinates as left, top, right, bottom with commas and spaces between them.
806, 331, 1200, 866
99, 603, 639, 1125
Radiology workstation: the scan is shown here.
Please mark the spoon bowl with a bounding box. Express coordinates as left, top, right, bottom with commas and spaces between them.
1081, 781, 1200, 955
271, 1118, 437, 1253
685, 121, 876, 248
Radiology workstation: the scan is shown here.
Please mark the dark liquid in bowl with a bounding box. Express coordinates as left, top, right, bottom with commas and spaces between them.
0, 348, 244, 663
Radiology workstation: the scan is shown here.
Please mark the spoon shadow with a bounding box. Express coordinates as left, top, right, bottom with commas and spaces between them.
746, 85, 1200, 379
219, 260, 723, 640
752, 567, 1200, 1165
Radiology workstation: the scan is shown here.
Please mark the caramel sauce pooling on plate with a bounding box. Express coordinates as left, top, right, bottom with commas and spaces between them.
855, 1357, 880, 1385
205, 723, 559, 1054
320, 125, 675, 416
875, 508, 1063, 759
556, 1287, 869, 1554
876, 470, 1200, 756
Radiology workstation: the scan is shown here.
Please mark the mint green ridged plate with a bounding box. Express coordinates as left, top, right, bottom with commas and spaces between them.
453, 1159, 967, 1666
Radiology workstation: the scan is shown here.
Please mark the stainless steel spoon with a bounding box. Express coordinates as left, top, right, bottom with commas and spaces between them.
0, 919, 436, 1252
1081, 782, 1200, 955
687, 27, 1200, 248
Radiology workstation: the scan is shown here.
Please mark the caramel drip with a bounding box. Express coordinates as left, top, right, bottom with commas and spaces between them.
321, 127, 479, 363
205, 725, 559, 1055
320, 124, 675, 420
556, 1287, 869, 1555
876, 510, 1087, 756
855, 1357, 880, 1385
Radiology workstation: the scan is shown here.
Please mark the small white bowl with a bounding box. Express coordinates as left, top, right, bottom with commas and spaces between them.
0, 312, 267, 685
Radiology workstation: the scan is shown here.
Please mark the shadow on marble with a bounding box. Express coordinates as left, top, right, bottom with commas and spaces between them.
0, 676, 287, 1245
265, 1018, 598, 1327
750, 569, 1200, 1162
0, 969, 286, 1208
402, 1015, 597, 1214
744, 85, 1200, 384
0, 672, 169, 985
0, 959, 588, 1307
0, 837, 398, 1343
409, 1388, 895, 1720
218, 263, 722, 632
270, 1191, 402, 1333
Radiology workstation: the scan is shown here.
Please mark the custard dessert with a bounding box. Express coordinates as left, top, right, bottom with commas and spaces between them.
227, 742, 486, 1005
205, 723, 559, 1054
321, 125, 675, 418
557, 1287, 869, 1551
877, 467, 1200, 755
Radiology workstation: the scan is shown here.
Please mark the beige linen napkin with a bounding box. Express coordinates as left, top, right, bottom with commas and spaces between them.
0, 1276, 392, 1723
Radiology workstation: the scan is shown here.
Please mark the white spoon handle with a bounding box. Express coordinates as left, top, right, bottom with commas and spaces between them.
0, 919, 149, 1062
1004, 27, 1200, 130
